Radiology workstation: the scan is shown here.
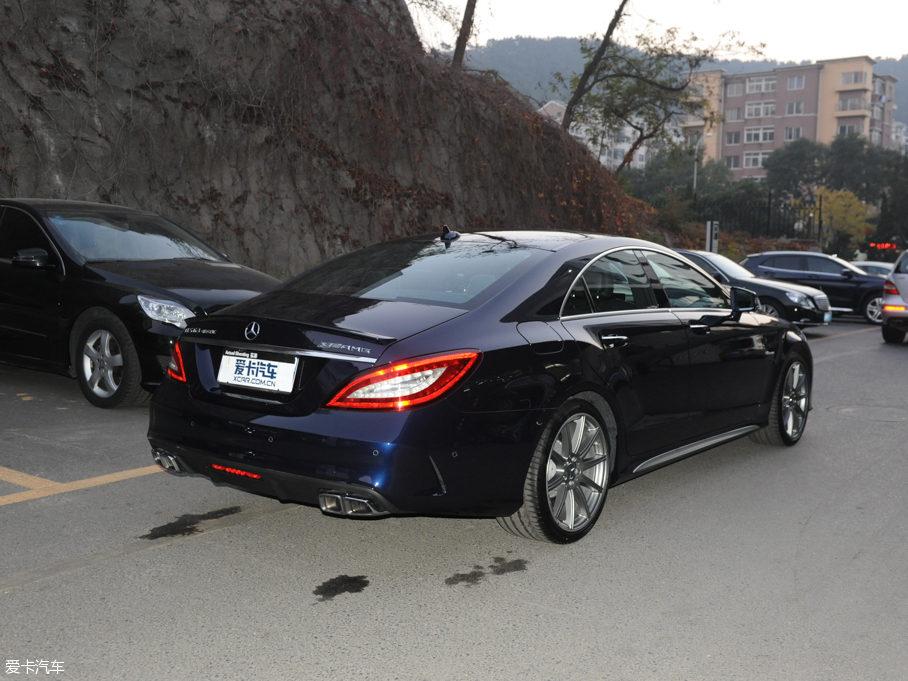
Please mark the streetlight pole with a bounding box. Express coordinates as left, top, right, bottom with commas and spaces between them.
692, 132, 712, 205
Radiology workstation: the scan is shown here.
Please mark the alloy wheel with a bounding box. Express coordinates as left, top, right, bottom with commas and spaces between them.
544, 413, 609, 533
757, 301, 781, 318
865, 296, 883, 323
82, 329, 125, 398
781, 361, 809, 440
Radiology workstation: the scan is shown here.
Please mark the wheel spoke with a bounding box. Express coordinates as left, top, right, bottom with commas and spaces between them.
84, 346, 100, 361
104, 368, 119, 390
108, 353, 124, 368
547, 474, 565, 494
564, 488, 576, 530
579, 454, 607, 472
88, 369, 103, 390
574, 488, 592, 521
551, 487, 567, 520
575, 425, 601, 460
578, 474, 603, 494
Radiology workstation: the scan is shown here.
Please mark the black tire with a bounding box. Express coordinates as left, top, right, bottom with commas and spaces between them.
756, 297, 785, 321
74, 311, 149, 408
862, 292, 884, 324
497, 399, 612, 544
749, 352, 811, 447
882, 324, 906, 344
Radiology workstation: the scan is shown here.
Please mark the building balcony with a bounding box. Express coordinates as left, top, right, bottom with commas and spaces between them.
834, 108, 870, 118
835, 82, 871, 92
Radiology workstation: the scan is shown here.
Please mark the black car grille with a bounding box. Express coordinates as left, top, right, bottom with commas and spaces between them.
813, 293, 830, 311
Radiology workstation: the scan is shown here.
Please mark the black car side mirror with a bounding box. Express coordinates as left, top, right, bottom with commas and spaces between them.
12, 248, 51, 269
730, 286, 756, 321
841, 268, 854, 278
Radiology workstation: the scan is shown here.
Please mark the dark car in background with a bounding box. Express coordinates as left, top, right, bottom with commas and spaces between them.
148, 231, 813, 544
0, 199, 279, 408
676, 250, 831, 327
740, 251, 884, 323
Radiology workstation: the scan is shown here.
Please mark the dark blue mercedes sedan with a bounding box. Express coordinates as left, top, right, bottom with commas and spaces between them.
148, 230, 813, 543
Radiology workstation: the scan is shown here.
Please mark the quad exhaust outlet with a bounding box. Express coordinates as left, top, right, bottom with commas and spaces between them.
319, 492, 389, 517
152, 448, 184, 473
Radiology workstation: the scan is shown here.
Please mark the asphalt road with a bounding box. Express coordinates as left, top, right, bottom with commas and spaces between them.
1, 319, 906, 680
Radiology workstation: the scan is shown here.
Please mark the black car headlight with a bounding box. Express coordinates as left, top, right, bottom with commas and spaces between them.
785, 291, 813, 308
138, 295, 195, 329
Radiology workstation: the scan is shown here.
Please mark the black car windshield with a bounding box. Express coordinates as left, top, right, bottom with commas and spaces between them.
281, 236, 537, 309
46, 210, 223, 262
700, 253, 756, 280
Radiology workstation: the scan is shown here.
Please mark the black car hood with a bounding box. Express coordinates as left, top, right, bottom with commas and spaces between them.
736, 276, 824, 298
223, 288, 467, 342
85, 259, 280, 313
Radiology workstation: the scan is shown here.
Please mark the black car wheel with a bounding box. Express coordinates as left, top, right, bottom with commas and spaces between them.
498, 398, 611, 543
75, 311, 148, 408
749, 353, 810, 447
882, 325, 906, 344
756, 297, 785, 320
862, 293, 884, 324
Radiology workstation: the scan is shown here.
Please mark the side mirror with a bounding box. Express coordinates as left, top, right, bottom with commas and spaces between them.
12, 248, 51, 269
730, 286, 756, 320
841, 268, 854, 278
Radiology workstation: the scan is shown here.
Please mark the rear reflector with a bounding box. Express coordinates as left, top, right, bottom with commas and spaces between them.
167, 341, 187, 382
211, 463, 262, 480
326, 351, 480, 410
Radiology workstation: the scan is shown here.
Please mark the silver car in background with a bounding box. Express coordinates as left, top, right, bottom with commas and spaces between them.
881, 254, 908, 344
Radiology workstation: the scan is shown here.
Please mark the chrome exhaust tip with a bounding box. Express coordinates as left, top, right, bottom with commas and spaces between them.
152, 448, 183, 473
319, 492, 388, 517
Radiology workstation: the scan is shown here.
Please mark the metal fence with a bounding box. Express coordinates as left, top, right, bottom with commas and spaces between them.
694, 192, 824, 241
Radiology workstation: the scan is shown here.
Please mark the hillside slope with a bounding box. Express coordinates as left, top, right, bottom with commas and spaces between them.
0, 0, 644, 278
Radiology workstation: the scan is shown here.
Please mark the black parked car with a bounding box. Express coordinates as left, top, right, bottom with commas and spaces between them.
148, 231, 813, 544
675, 250, 831, 327
740, 251, 884, 323
0, 199, 279, 407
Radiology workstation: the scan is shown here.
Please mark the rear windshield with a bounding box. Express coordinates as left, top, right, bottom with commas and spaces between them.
45, 209, 224, 262
897, 256, 908, 274
281, 237, 538, 309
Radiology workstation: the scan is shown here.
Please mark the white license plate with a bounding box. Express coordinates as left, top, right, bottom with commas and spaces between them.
824, 311, 832, 323
217, 350, 298, 393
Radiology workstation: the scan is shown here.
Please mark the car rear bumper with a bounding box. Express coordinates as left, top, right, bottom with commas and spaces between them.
881, 292, 908, 326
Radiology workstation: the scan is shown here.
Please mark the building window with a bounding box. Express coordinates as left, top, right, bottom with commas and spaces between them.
746, 101, 776, 118
872, 104, 883, 120
787, 75, 805, 90
744, 126, 775, 143
724, 156, 740, 169
613, 148, 625, 159
746, 76, 777, 93
870, 129, 882, 144
785, 127, 802, 141
725, 107, 741, 122
726, 83, 743, 97
838, 124, 860, 135
743, 151, 772, 168
725, 131, 741, 145
786, 101, 804, 115
873, 79, 885, 95
838, 97, 868, 111
841, 71, 867, 85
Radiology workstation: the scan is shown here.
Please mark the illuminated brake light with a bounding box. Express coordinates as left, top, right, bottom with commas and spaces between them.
326, 351, 481, 410
167, 341, 187, 382
884, 280, 899, 295
211, 463, 262, 479
883, 305, 906, 311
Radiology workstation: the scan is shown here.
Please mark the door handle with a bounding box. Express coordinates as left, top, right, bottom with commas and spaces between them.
600, 334, 629, 348
688, 323, 710, 335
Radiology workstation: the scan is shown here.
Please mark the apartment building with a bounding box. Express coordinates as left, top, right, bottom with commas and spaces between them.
681, 56, 899, 179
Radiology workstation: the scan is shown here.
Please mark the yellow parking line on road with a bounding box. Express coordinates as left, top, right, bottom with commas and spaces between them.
0, 465, 161, 507
0, 465, 56, 490
808, 327, 877, 343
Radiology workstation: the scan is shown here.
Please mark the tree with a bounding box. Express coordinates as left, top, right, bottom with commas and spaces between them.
876, 154, 908, 244
825, 133, 893, 203
763, 138, 826, 202
451, 0, 478, 68
555, 3, 760, 174
811, 187, 875, 253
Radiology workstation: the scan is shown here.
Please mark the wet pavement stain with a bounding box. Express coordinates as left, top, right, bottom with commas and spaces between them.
313, 575, 370, 602
445, 557, 529, 586
140, 506, 242, 540
489, 556, 528, 575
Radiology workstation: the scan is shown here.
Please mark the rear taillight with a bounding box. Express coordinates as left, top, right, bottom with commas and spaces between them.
326, 351, 480, 410
884, 280, 899, 295
167, 341, 187, 383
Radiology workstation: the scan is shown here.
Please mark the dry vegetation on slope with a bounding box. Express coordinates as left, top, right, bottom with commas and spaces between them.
0, 0, 646, 278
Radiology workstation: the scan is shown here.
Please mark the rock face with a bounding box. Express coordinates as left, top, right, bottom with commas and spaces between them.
0, 0, 644, 278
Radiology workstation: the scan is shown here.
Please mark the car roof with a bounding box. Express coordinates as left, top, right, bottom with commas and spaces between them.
0, 198, 157, 217
398, 230, 665, 254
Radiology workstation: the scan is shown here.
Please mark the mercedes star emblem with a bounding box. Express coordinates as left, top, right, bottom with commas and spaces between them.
244, 321, 261, 341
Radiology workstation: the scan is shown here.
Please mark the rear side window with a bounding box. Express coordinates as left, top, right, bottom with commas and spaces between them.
560, 249, 658, 317
0, 207, 53, 260
644, 252, 727, 309
764, 255, 803, 270
896, 257, 908, 274
282, 236, 538, 310
805, 256, 845, 274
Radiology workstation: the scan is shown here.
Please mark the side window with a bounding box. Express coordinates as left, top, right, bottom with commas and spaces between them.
897, 257, 908, 274
772, 255, 804, 271
0, 208, 52, 260
583, 250, 658, 312
644, 252, 728, 309
805, 256, 843, 274
562, 279, 593, 316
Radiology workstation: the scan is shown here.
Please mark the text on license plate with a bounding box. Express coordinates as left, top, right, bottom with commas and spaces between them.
217, 350, 298, 393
